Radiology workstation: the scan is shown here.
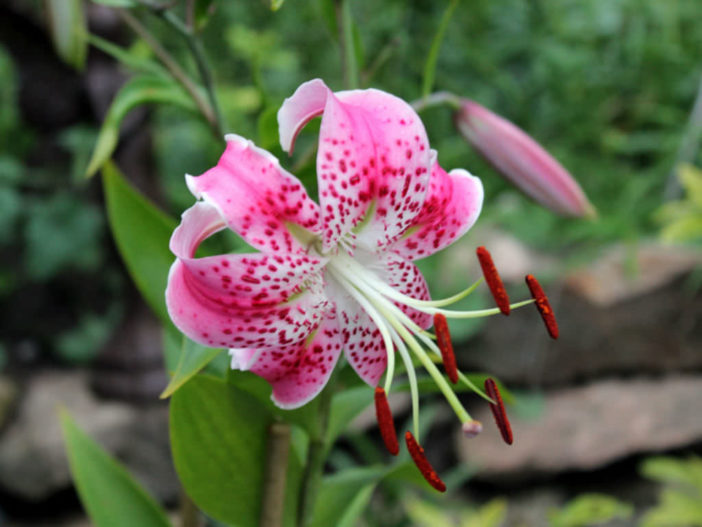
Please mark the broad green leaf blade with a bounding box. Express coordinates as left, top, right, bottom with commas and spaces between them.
170, 375, 301, 526
86, 76, 197, 178
309, 467, 386, 527
88, 34, 166, 76
45, 0, 87, 70
102, 162, 176, 323
226, 370, 321, 434
59, 410, 171, 527
327, 385, 373, 445
549, 494, 633, 527
161, 334, 223, 398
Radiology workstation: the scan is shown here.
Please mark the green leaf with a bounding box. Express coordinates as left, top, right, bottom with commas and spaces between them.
548, 494, 633, 527
86, 76, 197, 178
45, 0, 87, 70
170, 375, 301, 526
87, 34, 166, 76
327, 385, 373, 445
102, 162, 176, 323
640, 456, 702, 493
271, 0, 285, 10
226, 369, 322, 435
160, 335, 223, 398
60, 410, 171, 527
640, 489, 702, 527
463, 498, 508, 527
309, 466, 386, 527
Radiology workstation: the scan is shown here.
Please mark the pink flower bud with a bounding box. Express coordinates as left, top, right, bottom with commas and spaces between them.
455, 100, 595, 218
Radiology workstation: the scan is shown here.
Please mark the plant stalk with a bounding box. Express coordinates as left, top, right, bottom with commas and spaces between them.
261, 422, 292, 527
296, 382, 335, 527
116, 9, 217, 131
337, 0, 359, 90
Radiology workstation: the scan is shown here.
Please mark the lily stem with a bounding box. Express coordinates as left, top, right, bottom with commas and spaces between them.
117, 9, 217, 131
296, 378, 335, 527
142, 5, 227, 136
337, 0, 360, 89
410, 91, 462, 113
261, 422, 292, 527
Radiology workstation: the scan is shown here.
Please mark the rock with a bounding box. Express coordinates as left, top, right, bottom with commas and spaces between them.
460, 243, 702, 385
456, 375, 702, 479
0, 370, 177, 502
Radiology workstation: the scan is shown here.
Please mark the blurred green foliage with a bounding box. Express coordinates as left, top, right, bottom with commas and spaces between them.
656, 164, 702, 242
640, 456, 702, 527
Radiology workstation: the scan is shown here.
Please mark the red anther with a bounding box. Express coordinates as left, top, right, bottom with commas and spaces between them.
525, 274, 559, 339
433, 314, 458, 384
484, 378, 513, 445
405, 431, 446, 492
374, 387, 399, 455
476, 246, 510, 315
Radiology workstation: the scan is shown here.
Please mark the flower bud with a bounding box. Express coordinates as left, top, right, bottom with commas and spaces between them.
455, 100, 595, 218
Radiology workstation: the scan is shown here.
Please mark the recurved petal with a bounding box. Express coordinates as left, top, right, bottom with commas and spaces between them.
231, 313, 343, 409
186, 134, 321, 256
278, 79, 433, 252
166, 252, 328, 350
392, 163, 483, 261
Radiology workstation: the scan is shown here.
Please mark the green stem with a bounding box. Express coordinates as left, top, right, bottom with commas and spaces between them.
296, 378, 336, 527
117, 9, 217, 130
261, 422, 292, 527
148, 7, 227, 136
337, 0, 359, 89
421, 0, 459, 97
410, 90, 462, 113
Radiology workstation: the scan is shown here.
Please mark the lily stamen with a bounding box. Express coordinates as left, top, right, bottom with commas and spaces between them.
433, 313, 458, 384
374, 387, 399, 455
405, 431, 446, 492
476, 246, 511, 315
525, 274, 559, 339
484, 378, 513, 445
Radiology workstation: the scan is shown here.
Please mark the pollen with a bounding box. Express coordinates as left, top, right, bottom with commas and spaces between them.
433, 314, 458, 384
525, 274, 559, 339
405, 431, 446, 492
484, 378, 513, 445
374, 387, 399, 455
476, 246, 510, 315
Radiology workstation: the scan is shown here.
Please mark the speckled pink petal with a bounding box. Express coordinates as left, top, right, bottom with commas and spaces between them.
392, 163, 483, 261
278, 78, 329, 154
232, 313, 343, 409
167, 257, 327, 349
376, 253, 433, 330
278, 79, 433, 252
324, 272, 388, 387
186, 134, 321, 255
166, 201, 328, 349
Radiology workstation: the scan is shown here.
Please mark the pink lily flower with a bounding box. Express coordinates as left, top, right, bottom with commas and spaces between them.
455, 99, 596, 218
166, 79, 544, 488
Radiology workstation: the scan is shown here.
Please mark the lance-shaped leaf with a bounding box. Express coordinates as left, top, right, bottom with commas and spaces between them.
102, 161, 176, 323
170, 375, 301, 526
45, 0, 87, 70
86, 75, 197, 178
456, 99, 595, 218
60, 410, 171, 527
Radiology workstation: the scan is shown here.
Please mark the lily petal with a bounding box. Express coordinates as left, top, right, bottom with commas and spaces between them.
186, 134, 321, 256
392, 164, 483, 261
376, 253, 433, 330
278, 79, 433, 252
325, 273, 388, 387
166, 201, 328, 349
232, 313, 343, 409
